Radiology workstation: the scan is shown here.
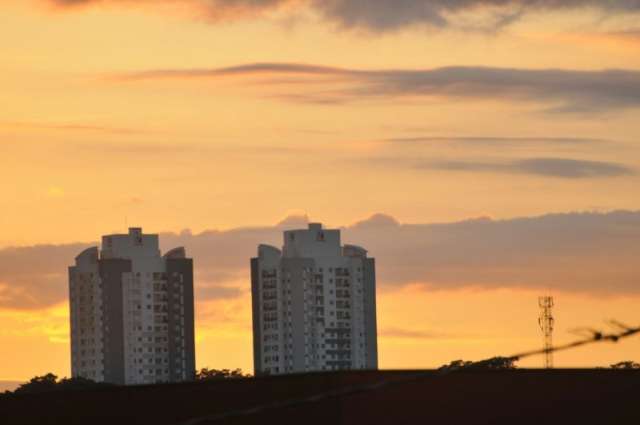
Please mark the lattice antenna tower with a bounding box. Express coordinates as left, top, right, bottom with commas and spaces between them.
538, 296, 555, 369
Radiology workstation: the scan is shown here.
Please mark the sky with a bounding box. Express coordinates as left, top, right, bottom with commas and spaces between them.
1, 0, 640, 384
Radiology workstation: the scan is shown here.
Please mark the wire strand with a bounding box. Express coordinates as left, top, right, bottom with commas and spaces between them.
178, 322, 640, 425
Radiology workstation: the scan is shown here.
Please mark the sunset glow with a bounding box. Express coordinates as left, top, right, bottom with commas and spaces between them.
2, 0, 640, 384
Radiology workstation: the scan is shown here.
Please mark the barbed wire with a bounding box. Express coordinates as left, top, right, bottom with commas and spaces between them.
178, 321, 640, 425
501, 321, 640, 366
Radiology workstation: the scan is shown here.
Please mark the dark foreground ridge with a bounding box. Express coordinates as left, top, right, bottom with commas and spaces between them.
1, 370, 639, 425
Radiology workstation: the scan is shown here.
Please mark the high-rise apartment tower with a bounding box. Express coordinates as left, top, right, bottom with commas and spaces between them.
68, 228, 195, 385
251, 223, 378, 375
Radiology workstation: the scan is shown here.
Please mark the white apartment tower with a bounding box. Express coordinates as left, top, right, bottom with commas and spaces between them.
251, 223, 378, 375
68, 228, 195, 385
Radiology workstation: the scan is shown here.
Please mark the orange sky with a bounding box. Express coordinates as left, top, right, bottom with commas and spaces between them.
1, 0, 640, 382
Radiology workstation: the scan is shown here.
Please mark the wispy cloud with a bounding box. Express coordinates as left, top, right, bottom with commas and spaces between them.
379, 327, 445, 339
47, 0, 640, 32
385, 136, 610, 145
420, 157, 634, 178
80, 142, 202, 155
1, 121, 144, 135
607, 29, 640, 41
113, 63, 640, 113
116, 63, 352, 81
50, 141, 311, 158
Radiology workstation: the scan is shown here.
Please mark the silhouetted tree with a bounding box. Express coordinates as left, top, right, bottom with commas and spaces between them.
472, 357, 518, 370
439, 357, 518, 372
610, 361, 640, 369
438, 360, 474, 371
58, 376, 109, 390
10, 374, 110, 395
196, 368, 251, 380
13, 373, 59, 394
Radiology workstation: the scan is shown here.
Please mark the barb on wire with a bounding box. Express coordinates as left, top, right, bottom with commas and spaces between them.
606, 320, 633, 332
177, 321, 640, 425
568, 327, 601, 339
507, 322, 640, 362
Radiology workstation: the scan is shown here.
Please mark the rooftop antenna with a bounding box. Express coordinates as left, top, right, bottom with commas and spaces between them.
538, 296, 555, 369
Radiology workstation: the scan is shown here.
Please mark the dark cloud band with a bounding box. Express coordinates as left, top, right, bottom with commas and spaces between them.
2, 211, 640, 309
117, 63, 640, 113
313, 0, 640, 31
421, 158, 634, 178
49, 0, 640, 31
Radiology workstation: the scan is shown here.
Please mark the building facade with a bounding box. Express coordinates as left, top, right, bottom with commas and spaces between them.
68, 228, 195, 385
251, 223, 378, 375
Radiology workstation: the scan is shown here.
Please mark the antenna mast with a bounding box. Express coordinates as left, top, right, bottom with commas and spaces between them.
538, 296, 555, 369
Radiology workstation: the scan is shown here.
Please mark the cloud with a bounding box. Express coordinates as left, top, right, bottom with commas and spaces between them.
49, 0, 290, 17
47, 0, 640, 31
616, 29, 640, 40
1, 211, 640, 310
0, 243, 92, 309
311, 0, 640, 31
385, 136, 609, 146
515, 158, 634, 178
351, 213, 401, 229
117, 63, 349, 81
115, 63, 640, 113
0, 121, 143, 135
350, 211, 640, 294
82, 142, 201, 155
421, 157, 634, 178
379, 327, 444, 339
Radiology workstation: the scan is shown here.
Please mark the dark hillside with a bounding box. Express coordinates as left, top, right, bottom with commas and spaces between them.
1, 370, 639, 425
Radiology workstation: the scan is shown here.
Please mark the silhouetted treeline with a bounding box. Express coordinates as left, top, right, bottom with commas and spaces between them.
438, 357, 518, 371
4, 361, 635, 400
1, 373, 112, 397
438, 359, 640, 372
1, 368, 251, 397
610, 361, 640, 369
196, 368, 251, 380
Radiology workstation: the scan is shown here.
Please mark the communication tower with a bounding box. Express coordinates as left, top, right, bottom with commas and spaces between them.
538, 296, 555, 369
